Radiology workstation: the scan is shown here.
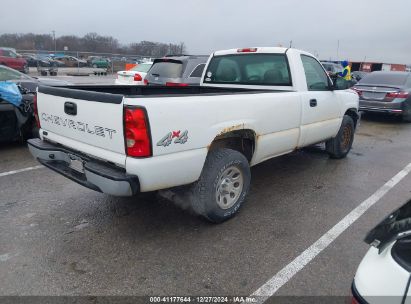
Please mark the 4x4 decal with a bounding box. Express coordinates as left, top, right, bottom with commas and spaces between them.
157, 130, 188, 147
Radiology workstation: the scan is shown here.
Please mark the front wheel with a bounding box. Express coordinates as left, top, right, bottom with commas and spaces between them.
187, 148, 251, 223
326, 115, 355, 159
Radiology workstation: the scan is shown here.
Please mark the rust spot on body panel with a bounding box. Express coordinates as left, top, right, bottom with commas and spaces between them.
216, 124, 244, 137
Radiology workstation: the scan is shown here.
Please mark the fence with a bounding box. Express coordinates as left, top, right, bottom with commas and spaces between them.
16, 49, 155, 73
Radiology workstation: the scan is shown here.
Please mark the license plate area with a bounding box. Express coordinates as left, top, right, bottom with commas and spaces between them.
363, 91, 386, 100
68, 154, 85, 174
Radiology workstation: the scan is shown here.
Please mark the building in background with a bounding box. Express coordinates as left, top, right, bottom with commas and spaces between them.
350, 62, 407, 72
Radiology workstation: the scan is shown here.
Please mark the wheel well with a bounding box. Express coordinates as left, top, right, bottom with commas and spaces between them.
208, 129, 256, 162
345, 108, 359, 128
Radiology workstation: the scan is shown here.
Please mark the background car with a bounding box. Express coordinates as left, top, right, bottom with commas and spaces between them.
90, 57, 110, 69
352, 71, 369, 82
21, 54, 59, 75
55, 56, 87, 67
0, 64, 69, 92
0, 65, 70, 142
145, 55, 208, 86
46, 56, 65, 67
352, 71, 411, 122
321, 61, 343, 75
115, 62, 153, 85
352, 198, 411, 304
0, 47, 28, 73
22, 54, 41, 67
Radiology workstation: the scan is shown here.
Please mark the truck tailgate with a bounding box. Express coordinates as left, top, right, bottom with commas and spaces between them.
37, 86, 126, 162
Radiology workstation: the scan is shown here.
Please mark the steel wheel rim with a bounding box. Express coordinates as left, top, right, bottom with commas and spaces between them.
341, 125, 353, 152
216, 166, 244, 210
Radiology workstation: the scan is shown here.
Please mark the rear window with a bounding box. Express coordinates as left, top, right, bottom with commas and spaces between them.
132, 64, 152, 73
359, 73, 409, 86
149, 61, 183, 78
204, 54, 291, 86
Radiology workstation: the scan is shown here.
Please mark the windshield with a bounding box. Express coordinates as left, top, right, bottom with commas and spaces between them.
204, 53, 292, 86
359, 73, 409, 86
131, 63, 152, 73
0, 66, 32, 81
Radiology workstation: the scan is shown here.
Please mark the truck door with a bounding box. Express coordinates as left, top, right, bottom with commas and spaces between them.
298, 55, 341, 147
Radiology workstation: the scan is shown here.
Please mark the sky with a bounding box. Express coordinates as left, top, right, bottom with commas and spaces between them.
0, 0, 410, 64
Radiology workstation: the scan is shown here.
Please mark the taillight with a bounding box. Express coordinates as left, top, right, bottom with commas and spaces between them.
386, 91, 409, 99
352, 88, 363, 97
144, 79, 149, 85
237, 48, 258, 53
33, 94, 41, 128
165, 82, 189, 87
351, 296, 360, 304
133, 73, 142, 81
124, 107, 151, 157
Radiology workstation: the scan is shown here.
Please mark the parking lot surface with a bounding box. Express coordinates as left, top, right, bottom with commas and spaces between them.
1, 113, 411, 299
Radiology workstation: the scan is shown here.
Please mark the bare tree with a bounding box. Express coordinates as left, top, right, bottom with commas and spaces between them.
0, 32, 187, 57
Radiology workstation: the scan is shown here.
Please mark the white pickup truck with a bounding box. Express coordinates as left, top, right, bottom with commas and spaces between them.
28, 47, 359, 223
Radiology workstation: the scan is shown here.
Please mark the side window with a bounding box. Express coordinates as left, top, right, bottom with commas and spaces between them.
190, 64, 205, 77
301, 55, 330, 91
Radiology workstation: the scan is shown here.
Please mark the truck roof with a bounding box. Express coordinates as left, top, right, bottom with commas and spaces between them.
213, 47, 289, 56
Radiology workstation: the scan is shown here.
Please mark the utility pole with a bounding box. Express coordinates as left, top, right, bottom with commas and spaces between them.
52, 30, 56, 54
289, 40, 293, 48
336, 40, 340, 61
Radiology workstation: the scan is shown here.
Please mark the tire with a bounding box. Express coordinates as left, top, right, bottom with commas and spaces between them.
402, 104, 411, 122
402, 115, 411, 123
186, 148, 251, 223
326, 115, 355, 159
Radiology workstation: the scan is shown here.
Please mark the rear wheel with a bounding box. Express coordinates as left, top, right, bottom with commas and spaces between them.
402, 104, 411, 122
184, 148, 251, 223
326, 115, 355, 159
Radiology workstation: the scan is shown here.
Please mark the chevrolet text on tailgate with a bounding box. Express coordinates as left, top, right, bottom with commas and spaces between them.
28, 47, 359, 223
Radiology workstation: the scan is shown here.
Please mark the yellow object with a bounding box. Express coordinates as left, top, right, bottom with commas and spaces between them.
343, 65, 351, 81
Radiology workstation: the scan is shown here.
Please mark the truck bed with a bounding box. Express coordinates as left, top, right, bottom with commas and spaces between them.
38, 85, 277, 102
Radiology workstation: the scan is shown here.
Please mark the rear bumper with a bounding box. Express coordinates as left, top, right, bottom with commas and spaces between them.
351, 281, 369, 304
359, 100, 405, 114
27, 138, 139, 196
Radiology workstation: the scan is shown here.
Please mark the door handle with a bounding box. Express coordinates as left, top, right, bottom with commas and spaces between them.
309, 99, 317, 107
64, 102, 77, 115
